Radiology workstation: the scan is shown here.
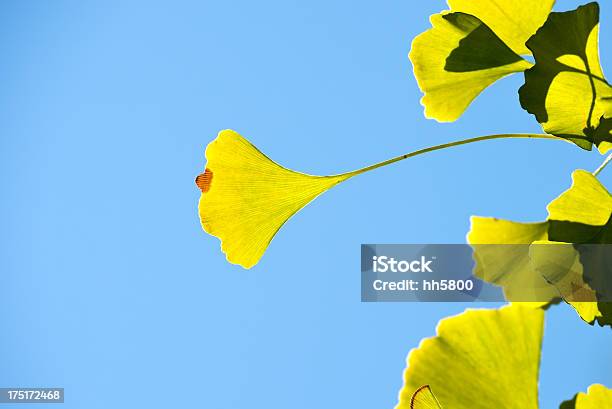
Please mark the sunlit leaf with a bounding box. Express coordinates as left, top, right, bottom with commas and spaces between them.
519, 3, 612, 153
528, 241, 603, 324
196, 130, 351, 269
547, 170, 612, 228
468, 217, 549, 244
410, 13, 531, 122
410, 0, 555, 122
396, 304, 543, 409
410, 385, 443, 409
560, 384, 612, 409
541, 170, 612, 326
467, 217, 557, 304
447, 0, 555, 55
467, 170, 612, 326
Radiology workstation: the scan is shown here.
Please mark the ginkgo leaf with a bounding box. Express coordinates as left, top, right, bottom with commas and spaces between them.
447, 0, 555, 55
196, 130, 352, 269
519, 2, 612, 153
542, 170, 612, 326
571, 302, 611, 327
396, 304, 543, 409
467, 217, 549, 244
410, 0, 555, 122
528, 241, 604, 325
560, 384, 612, 409
410, 385, 443, 409
467, 217, 558, 303
467, 170, 612, 326
547, 169, 612, 229
410, 13, 531, 122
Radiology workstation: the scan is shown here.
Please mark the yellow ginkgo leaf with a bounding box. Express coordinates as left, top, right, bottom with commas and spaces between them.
467, 170, 612, 326
467, 217, 549, 244
410, 12, 531, 122
528, 240, 602, 324
396, 304, 543, 409
541, 170, 612, 326
196, 130, 351, 269
519, 3, 612, 153
410, 0, 555, 122
410, 385, 443, 409
570, 302, 608, 327
448, 0, 555, 55
561, 384, 612, 409
546, 170, 612, 227
467, 217, 558, 304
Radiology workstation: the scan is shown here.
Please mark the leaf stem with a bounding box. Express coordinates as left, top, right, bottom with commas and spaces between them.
593, 152, 612, 177
342, 133, 565, 178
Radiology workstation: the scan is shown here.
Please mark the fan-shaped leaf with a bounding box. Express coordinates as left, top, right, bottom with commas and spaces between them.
560, 384, 612, 409
396, 304, 543, 409
519, 3, 612, 153
410, 12, 530, 122
467, 170, 612, 326
447, 0, 555, 55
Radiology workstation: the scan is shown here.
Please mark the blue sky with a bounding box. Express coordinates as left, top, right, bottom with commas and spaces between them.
1, 1, 611, 408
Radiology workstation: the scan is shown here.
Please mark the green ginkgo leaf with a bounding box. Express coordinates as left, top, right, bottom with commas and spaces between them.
467, 170, 612, 326
409, 0, 555, 122
396, 304, 543, 409
410, 385, 443, 409
560, 384, 612, 409
519, 2, 612, 153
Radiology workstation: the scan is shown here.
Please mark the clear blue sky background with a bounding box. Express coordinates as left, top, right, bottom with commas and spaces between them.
1, 1, 611, 408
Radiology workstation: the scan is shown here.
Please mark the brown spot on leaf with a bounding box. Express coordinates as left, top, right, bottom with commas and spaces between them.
196, 168, 213, 193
